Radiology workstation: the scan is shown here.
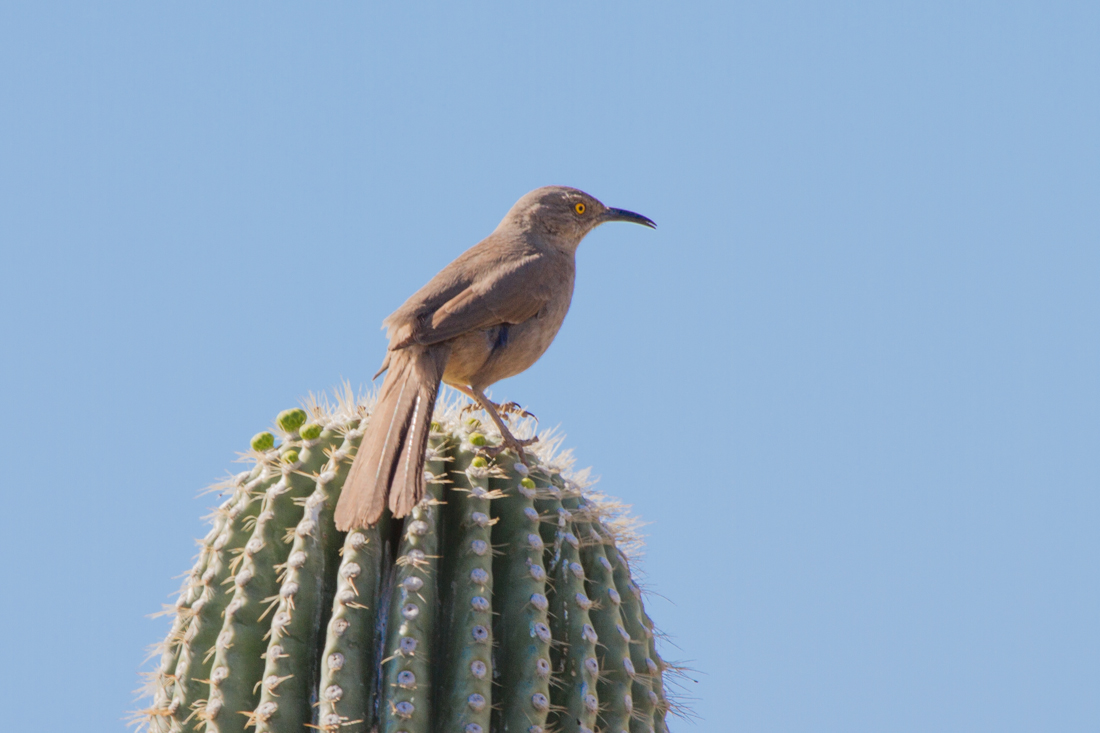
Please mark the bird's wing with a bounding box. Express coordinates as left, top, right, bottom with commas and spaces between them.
391, 252, 554, 349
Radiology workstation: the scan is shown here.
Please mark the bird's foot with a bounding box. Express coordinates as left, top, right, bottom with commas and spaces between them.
461, 399, 537, 429
496, 401, 537, 421
457, 386, 539, 464
460, 401, 487, 417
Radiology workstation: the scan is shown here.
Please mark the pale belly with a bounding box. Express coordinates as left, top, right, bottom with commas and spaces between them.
442, 299, 570, 390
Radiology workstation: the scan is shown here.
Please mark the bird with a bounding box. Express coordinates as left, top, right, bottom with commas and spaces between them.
334, 186, 655, 530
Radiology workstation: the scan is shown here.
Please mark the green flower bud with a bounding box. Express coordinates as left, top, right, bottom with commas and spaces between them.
251, 431, 275, 452
277, 408, 308, 433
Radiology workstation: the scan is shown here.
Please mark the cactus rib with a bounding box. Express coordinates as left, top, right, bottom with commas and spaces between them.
252, 423, 364, 732
433, 439, 496, 733
378, 435, 447, 733
205, 425, 343, 733
490, 457, 554, 733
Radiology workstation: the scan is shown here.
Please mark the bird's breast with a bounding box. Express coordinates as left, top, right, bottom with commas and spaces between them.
442, 293, 572, 390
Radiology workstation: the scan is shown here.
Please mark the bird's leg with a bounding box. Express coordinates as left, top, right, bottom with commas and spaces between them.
452, 384, 496, 415
466, 386, 538, 462
450, 385, 539, 459
453, 387, 535, 425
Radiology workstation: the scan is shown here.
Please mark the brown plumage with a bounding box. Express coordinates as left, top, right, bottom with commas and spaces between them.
334, 186, 654, 530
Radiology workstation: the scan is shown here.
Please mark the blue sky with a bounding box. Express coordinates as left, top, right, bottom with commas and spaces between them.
1, 3, 1097, 731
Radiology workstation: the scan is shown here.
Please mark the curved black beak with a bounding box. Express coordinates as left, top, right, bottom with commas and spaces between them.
603, 207, 656, 229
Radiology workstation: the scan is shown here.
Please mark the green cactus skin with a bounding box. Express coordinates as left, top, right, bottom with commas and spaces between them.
490, 460, 554, 733
317, 520, 386, 733
157, 520, 221, 702
545, 494, 601, 733
146, 474, 253, 732
253, 424, 365, 733
205, 427, 344, 733
573, 503, 636, 733
139, 402, 677, 733
377, 435, 447, 733
603, 528, 658, 733
169, 463, 276, 731
435, 440, 495, 733
532, 478, 566, 678
644, 612, 673, 733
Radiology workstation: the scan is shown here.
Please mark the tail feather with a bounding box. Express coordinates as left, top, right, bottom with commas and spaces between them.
334, 345, 449, 530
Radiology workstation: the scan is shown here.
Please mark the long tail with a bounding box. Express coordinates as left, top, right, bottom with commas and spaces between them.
335, 345, 449, 530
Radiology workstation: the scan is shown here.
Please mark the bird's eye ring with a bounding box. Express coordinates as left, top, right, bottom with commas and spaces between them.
574, 202, 586, 215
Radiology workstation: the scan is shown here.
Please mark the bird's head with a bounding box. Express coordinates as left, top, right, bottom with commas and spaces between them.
500, 186, 655, 252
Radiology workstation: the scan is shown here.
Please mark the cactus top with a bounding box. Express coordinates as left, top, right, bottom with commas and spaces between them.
135, 387, 676, 733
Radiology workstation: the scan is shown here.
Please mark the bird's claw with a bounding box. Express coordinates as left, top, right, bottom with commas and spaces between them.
461, 399, 536, 426
460, 401, 483, 417
497, 401, 537, 421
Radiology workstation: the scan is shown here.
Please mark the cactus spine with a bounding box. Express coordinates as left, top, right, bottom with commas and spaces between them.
139, 396, 676, 733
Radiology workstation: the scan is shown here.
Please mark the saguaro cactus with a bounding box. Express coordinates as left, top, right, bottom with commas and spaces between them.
139, 394, 676, 733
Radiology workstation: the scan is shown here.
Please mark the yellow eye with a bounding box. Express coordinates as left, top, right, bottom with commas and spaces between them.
574, 202, 586, 215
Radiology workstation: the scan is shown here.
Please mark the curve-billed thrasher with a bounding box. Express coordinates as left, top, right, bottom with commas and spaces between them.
334, 186, 655, 530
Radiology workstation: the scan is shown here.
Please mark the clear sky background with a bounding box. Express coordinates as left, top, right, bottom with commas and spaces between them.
1, 3, 1097, 731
